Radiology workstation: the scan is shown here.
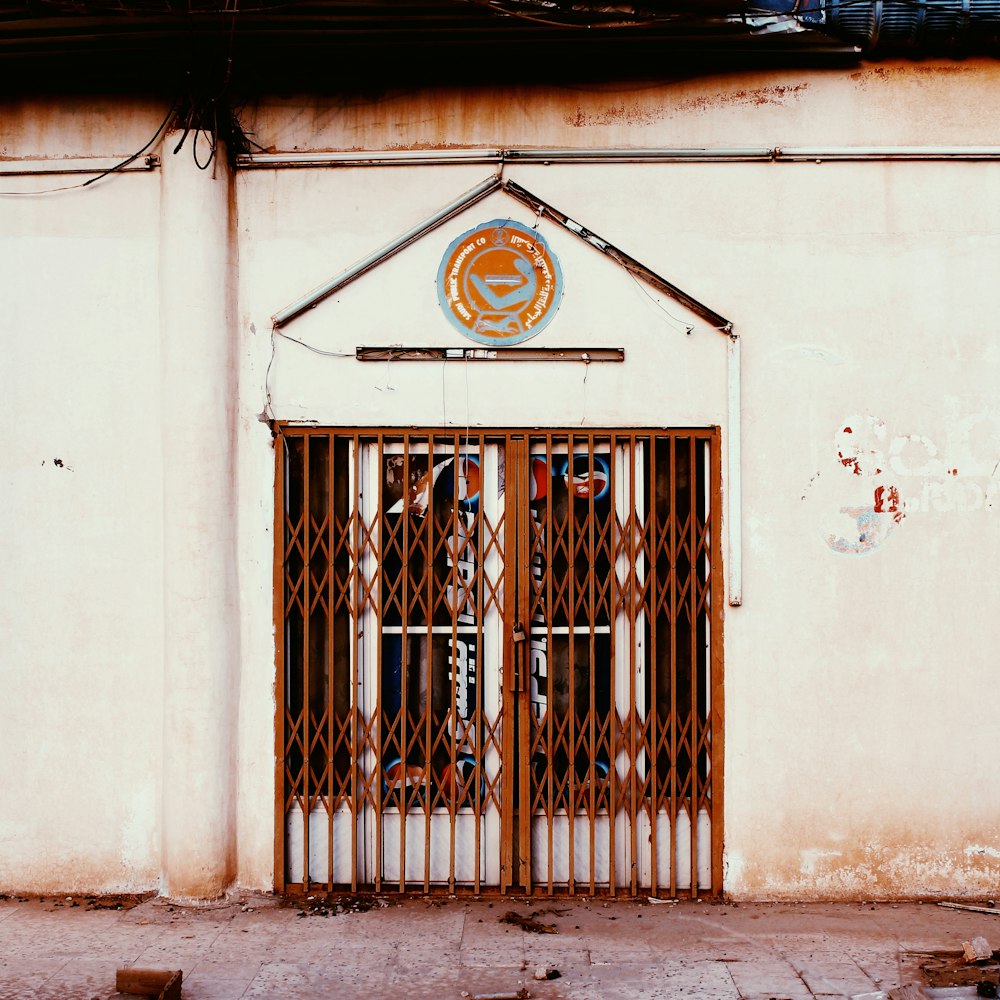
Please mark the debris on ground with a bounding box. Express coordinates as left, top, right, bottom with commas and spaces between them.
939, 903, 1000, 916
964, 938, 994, 963
283, 893, 388, 917
85, 893, 154, 911
499, 910, 557, 934
459, 991, 531, 1000
24, 892, 153, 912
532, 966, 561, 980
115, 967, 182, 1000
911, 944, 1000, 991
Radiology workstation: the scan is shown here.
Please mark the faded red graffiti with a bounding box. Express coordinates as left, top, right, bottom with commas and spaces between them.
873, 485, 905, 524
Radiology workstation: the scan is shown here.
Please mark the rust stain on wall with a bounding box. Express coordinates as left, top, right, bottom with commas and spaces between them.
565, 104, 670, 127
564, 84, 808, 126
850, 64, 979, 87
675, 84, 809, 113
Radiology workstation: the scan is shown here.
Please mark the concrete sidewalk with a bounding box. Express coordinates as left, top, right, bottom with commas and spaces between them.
1, 893, 998, 1000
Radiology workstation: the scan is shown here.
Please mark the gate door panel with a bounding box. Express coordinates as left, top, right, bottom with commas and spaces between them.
277, 428, 722, 895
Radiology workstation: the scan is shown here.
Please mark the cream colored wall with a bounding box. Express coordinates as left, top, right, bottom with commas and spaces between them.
239, 60, 1000, 898
4, 58, 1000, 898
0, 102, 167, 893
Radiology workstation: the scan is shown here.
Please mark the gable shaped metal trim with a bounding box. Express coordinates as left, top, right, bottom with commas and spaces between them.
267, 174, 743, 607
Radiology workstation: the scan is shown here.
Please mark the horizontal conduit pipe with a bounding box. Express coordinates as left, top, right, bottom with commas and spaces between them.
239, 146, 1000, 169
0, 155, 159, 176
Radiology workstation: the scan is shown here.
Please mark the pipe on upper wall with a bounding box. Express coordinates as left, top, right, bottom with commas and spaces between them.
240, 147, 1000, 170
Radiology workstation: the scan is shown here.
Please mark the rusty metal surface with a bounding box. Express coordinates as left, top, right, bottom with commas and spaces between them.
275, 427, 722, 896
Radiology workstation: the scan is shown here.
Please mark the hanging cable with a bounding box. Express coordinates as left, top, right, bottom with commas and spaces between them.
0, 100, 178, 197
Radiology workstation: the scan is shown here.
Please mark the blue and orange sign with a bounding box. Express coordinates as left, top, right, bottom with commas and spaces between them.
437, 220, 563, 346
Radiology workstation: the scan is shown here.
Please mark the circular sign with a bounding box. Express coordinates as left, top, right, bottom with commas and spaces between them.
437, 220, 563, 345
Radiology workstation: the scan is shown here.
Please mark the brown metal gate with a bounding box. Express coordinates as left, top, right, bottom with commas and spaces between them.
275, 428, 723, 896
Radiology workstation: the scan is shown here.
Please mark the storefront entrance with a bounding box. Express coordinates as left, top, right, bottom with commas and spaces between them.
276, 428, 722, 895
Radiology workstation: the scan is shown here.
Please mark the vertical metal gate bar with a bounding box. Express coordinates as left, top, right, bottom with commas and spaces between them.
325, 434, 335, 892
501, 434, 518, 892
423, 432, 436, 893
373, 433, 385, 893
608, 435, 620, 896
688, 435, 700, 897
349, 433, 360, 892
627, 436, 639, 896
543, 434, 555, 895
572, 434, 580, 894
445, 433, 458, 892
644, 434, 657, 894
392, 434, 404, 892
301, 432, 312, 889
588, 433, 600, 896
478, 434, 490, 893
525, 432, 538, 894
668, 436, 679, 899
469, 436, 480, 893
273, 432, 287, 893
615, 434, 624, 896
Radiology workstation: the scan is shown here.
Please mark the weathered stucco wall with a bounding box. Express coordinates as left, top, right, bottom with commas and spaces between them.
238, 60, 1000, 899
243, 60, 1000, 150
0, 102, 167, 893
4, 59, 1000, 898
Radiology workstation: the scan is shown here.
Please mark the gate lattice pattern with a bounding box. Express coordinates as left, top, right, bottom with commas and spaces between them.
276, 428, 723, 896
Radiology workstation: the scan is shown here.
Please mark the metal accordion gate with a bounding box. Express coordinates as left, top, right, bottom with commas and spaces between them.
275, 427, 723, 896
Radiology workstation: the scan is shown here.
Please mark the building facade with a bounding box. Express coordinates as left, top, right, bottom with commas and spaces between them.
3, 37, 1000, 899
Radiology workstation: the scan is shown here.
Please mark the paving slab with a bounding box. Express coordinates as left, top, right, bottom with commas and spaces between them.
1, 896, 998, 999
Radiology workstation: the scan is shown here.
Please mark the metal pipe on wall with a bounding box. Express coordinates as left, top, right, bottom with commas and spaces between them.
240, 146, 1000, 169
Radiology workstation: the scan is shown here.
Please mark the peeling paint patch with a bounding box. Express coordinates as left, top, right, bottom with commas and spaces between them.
964, 844, 1000, 860
732, 838, 1000, 900
873, 484, 905, 524
836, 417, 886, 478
834, 413, 1000, 515
826, 505, 897, 555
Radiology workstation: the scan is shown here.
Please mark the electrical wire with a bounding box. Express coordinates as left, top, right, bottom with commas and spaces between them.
264, 326, 277, 419
0, 100, 178, 197
272, 327, 354, 358
608, 248, 696, 335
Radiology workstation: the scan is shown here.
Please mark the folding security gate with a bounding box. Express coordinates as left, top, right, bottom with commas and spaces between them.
275, 428, 723, 896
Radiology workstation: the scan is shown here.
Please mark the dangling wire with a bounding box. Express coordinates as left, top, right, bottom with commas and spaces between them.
609, 248, 695, 335
0, 100, 178, 197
